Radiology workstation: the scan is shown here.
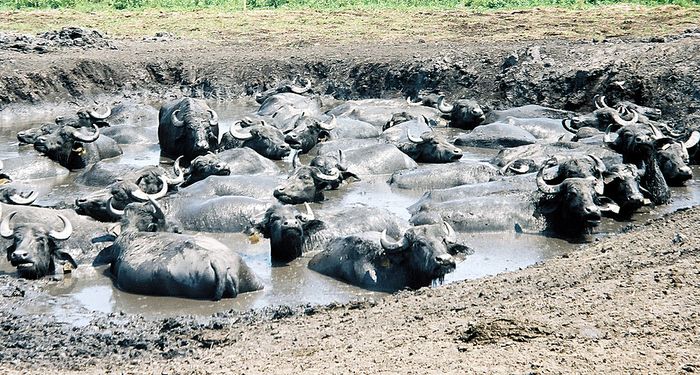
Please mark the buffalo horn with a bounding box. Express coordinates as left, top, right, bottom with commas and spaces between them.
443, 221, 456, 242
171, 110, 185, 127
88, 107, 111, 120
406, 96, 422, 106
592, 176, 604, 195
289, 79, 311, 94
337, 150, 348, 171
147, 196, 166, 221
437, 96, 454, 113
587, 154, 607, 174
380, 229, 409, 253
648, 123, 665, 139
407, 129, 425, 144
0, 211, 16, 238
71, 124, 100, 143
164, 156, 185, 186
48, 214, 72, 240
292, 151, 301, 169
8, 191, 38, 205
312, 167, 340, 182
594, 95, 604, 109
611, 108, 639, 126
536, 163, 562, 195
562, 119, 577, 134
149, 176, 169, 199
301, 202, 315, 221
229, 124, 254, 140
684, 130, 700, 149
108, 197, 125, 216
603, 124, 618, 144
319, 115, 337, 131
208, 109, 219, 126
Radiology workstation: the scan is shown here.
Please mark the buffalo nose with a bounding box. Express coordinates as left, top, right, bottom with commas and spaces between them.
453, 148, 463, 155
11, 250, 29, 262
584, 205, 601, 217
680, 166, 692, 176
280, 144, 291, 150
630, 192, 644, 203
36, 136, 47, 144
435, 254, 455, 266
76, 197, 87, 205
276, 186, 286, 192
287, 134, 298, 140
283, 219, 298, 227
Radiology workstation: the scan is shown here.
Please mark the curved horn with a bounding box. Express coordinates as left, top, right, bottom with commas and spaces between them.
562, 119, 578, 134
443, 221, 456, 242
318, 115, 337, 131
208, 109, 219, 126
8, 191, 38, 205
592, 176, 604, 195
407, 129, 425, 144
108, 197, 125, 216
0, 211, 16, 238
598, 95, 611, 109
171, 110, 185, 127
164, 156, 185, 186
148, 176, 169, 199
604, 124, 620, 144
48, 214, 72, 241
611, 108, 638, 127
380, 229, 409, 253
648, 123, 664, 139
337, 149, 348, 171
71, 124, 100, 142
406, 96, 422, 106
88, 106, 111, 120
129, 186, 150, 202
437, 96, 454, 113
147, 196, 166, 221
684, 130, 700, 149
289, 79, 311, 94
292, 151, 300, 169
594, 95, 604, 109
587, 154, 607, 174
301, 202, 315, 221
229, 124, 254, 140
312, 167, 341, 182
536, 163, 562, 195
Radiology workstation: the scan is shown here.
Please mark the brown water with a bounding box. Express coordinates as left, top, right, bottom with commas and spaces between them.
1, 98, 698, 323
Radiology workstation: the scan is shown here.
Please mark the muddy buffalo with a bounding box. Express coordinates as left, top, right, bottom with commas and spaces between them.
158, 98, 220, 162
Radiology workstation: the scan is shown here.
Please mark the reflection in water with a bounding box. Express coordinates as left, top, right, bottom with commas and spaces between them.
1, 99, 700, 320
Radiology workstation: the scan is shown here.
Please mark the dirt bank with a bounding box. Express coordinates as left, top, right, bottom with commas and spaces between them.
1, 8, 700, 373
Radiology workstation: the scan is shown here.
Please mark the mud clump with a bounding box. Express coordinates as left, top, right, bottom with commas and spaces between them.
0, 27, 116, 54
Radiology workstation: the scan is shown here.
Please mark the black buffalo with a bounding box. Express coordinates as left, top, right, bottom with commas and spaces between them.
94, 199, 262, 300
398, 130, 463, 163
75, 179, 168, 222
273, 152, 356, 204
437, 97, 485, 129
1, 207, 76, 279
180, 153, 231, 188
219, 122, 291, 160
308, 222, 470, 291
284, 115, 336, 153
158, 98, 220, 162
33, 124, 122, 170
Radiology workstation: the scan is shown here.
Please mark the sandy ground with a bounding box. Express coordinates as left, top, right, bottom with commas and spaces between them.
0, 6, 700, 373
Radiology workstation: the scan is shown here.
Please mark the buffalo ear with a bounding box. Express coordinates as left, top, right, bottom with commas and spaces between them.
93, 245, 116, 266
302, 219, 325, 234
447, 243, 473, 256
54, 250, 78, 269
341, 171, 361, 182
317, 130, 331, 142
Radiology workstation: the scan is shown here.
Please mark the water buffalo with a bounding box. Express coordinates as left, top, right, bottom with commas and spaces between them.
397, 130, 463, 163
327, 99, 443, 128
178, 175, 280, 200
318, 143, 417, 175
254, 204, 408, 263
180, 153, 231, 188
0, 207, 76, 279
75, 180, 168, 222
93, 200, 263, 300
284, 115, 336, 153
158, 98, 220, 162
308, 222, 470, 291
455, 122, 538, 149
483, 104, 576, 124
535, 158, 619, 238
255, 76, 312, 104
0, 183, 39, 206
17, 122, 62, 144
219, 122, 291, 160
436, 97, 485, 129
389, 162, 499, 190
33, 124, 122, 170
215, 148, 281, 176
273, 153, 356, 204
257, 93, 323, 125
562, 96, 639, 131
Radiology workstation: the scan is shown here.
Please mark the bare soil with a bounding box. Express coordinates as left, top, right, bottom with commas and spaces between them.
1, 6, 700, 373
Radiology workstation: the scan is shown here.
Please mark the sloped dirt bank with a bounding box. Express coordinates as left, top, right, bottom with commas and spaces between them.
1, 30, 700, 125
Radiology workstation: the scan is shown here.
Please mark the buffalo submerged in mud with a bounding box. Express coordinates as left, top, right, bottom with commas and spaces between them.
1, 81, 697, 302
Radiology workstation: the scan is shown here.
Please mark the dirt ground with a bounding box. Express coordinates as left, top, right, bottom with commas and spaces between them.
1, 6, 700, 373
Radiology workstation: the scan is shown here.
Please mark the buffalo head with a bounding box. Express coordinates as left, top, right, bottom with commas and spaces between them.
0, 208, 76, 279
158, 98, 219, 161
273, 153, 344, 204
75, 179, 167, 222
379, 221, 469, 285
400, 129, 463, 163
255, 203, 323, 262
284, 115, 336, 153
222, 121, 292, 160
181, 153, 231, 188
33, 124, 101, 169
437, 97, 485, 129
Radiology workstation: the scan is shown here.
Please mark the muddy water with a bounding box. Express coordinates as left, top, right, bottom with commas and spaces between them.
1, 98, 699, 322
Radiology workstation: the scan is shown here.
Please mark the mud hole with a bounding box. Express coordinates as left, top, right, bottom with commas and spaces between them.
1, 28, 700, 373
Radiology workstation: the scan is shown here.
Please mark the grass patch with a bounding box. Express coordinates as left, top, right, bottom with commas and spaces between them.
1, 0, 698, 10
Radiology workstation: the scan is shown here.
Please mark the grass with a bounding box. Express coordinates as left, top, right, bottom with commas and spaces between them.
0, 0, 698, 10
0, 4, 698, 44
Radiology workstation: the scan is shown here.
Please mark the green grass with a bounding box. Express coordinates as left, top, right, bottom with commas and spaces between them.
1, 0, 697, 11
